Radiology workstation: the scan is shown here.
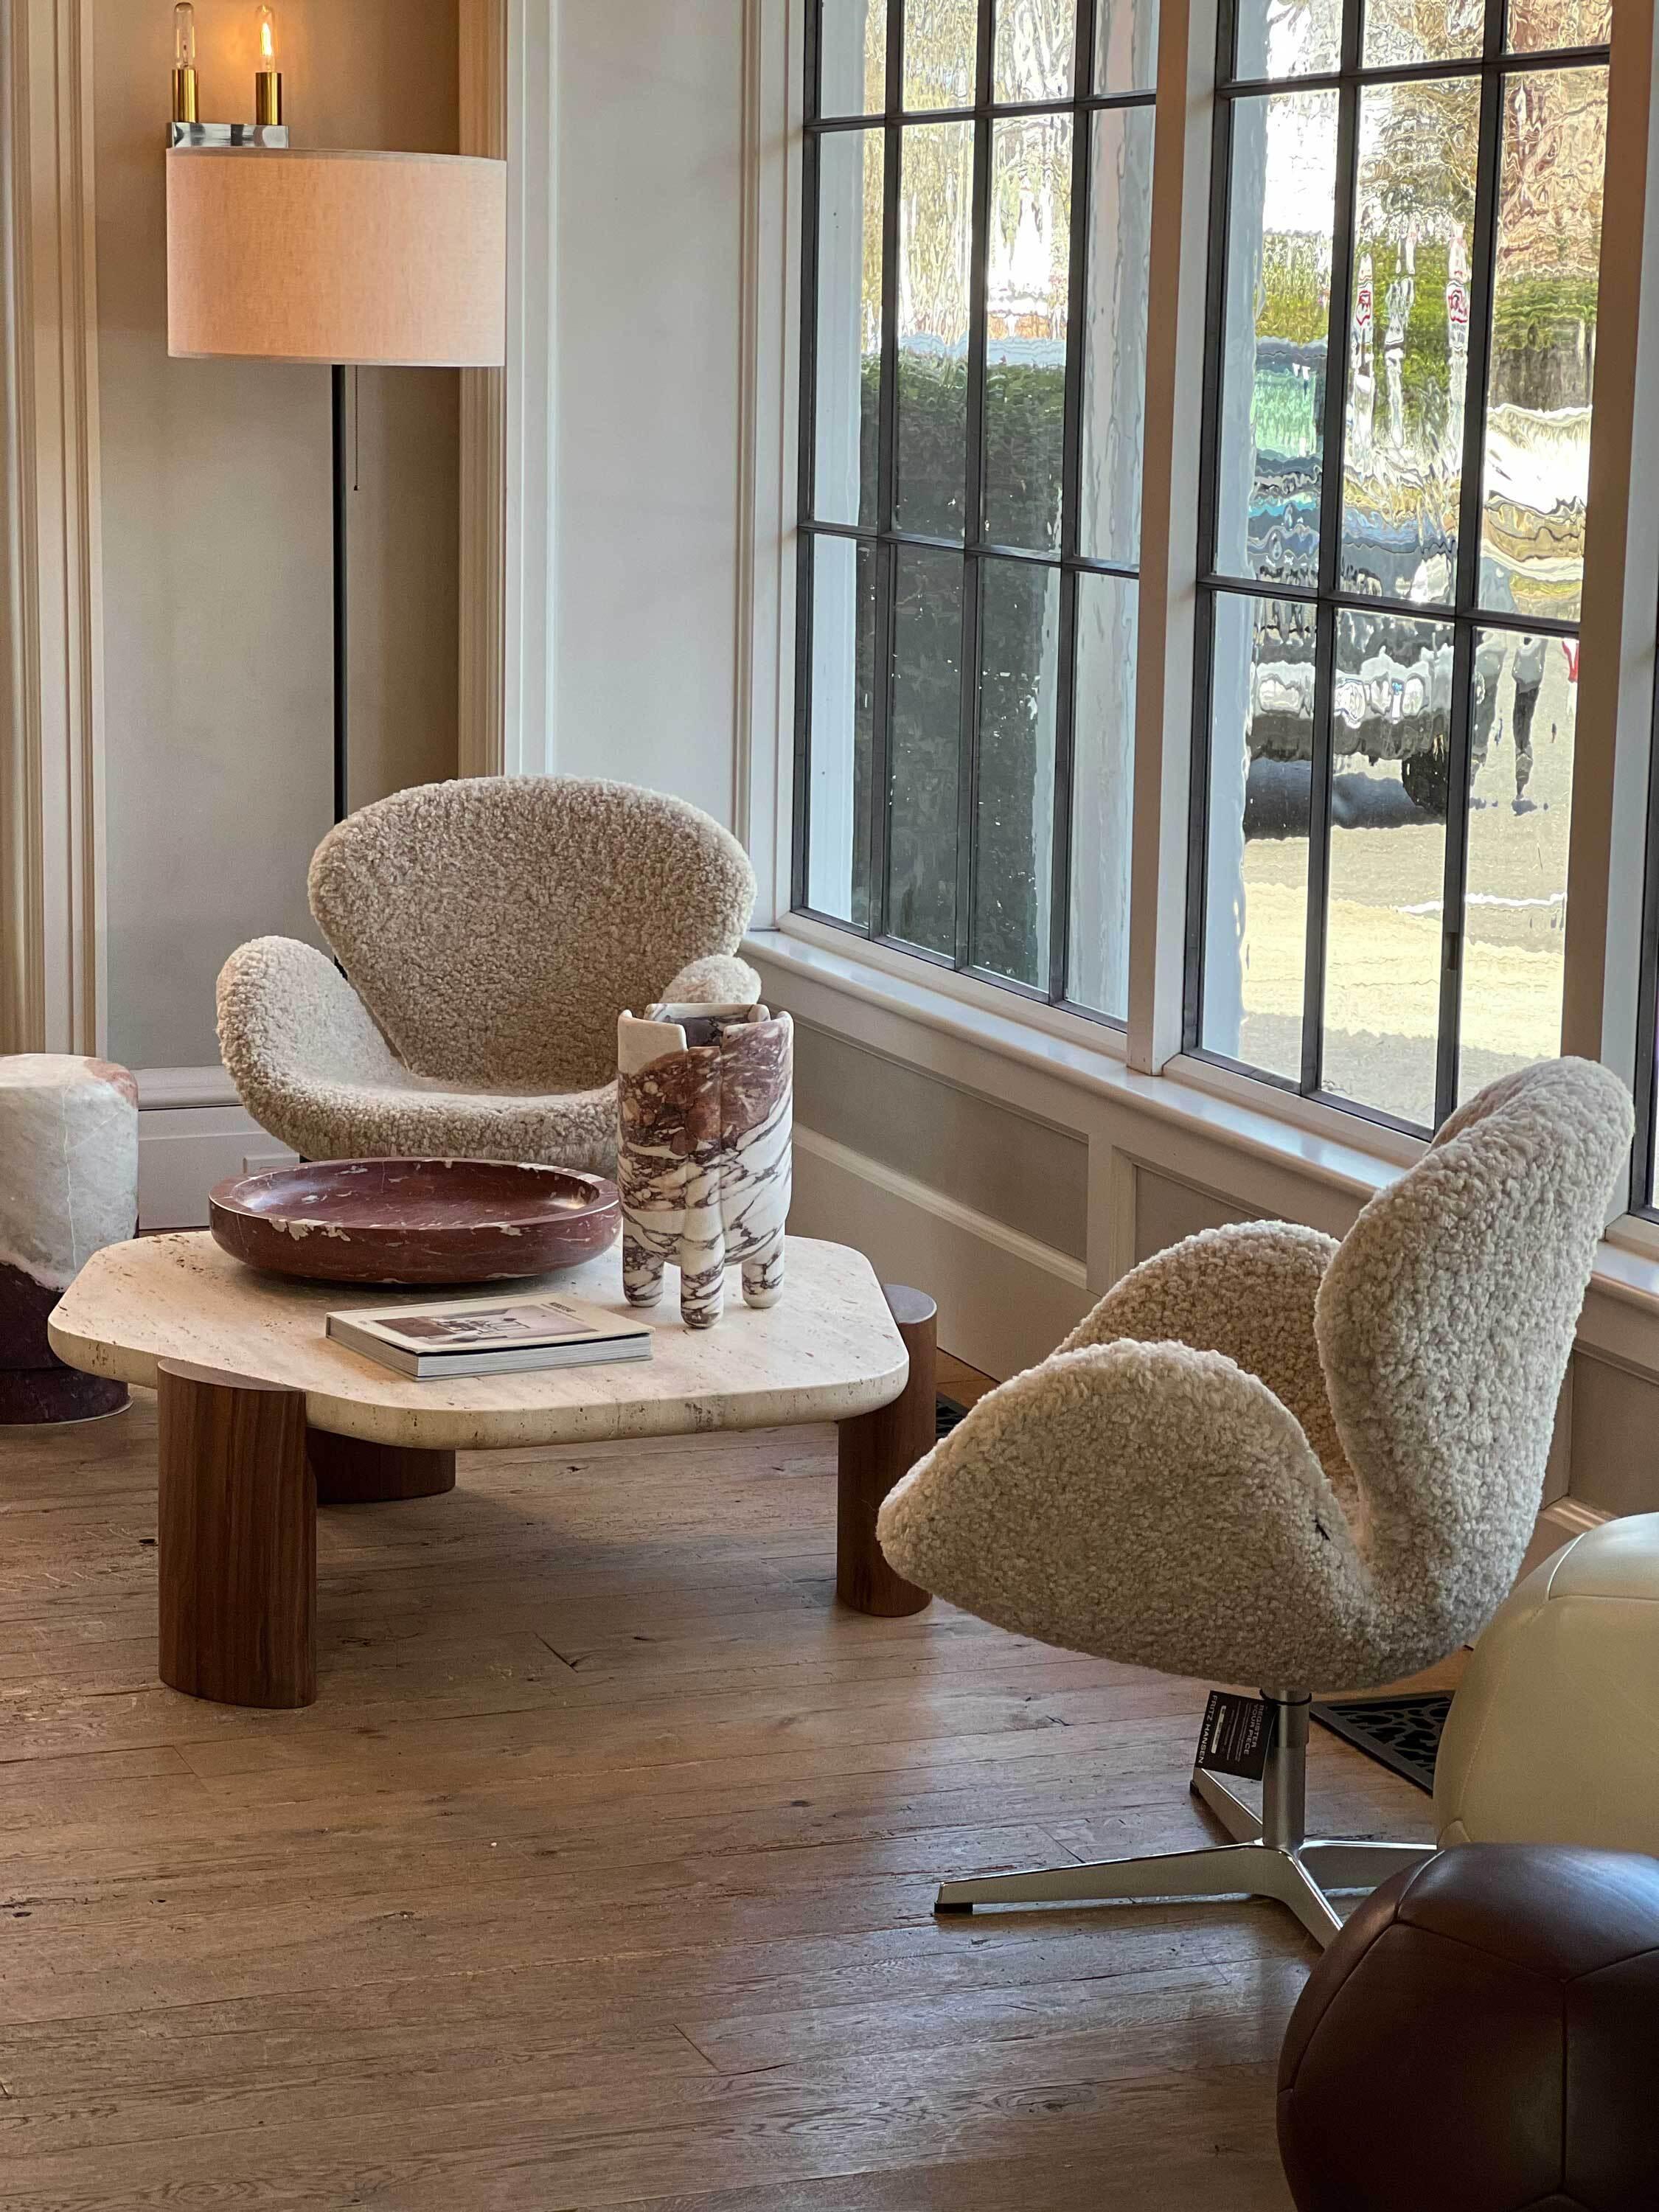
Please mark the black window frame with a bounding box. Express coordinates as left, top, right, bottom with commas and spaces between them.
793, 0, 1157, 1022
1185, 0, 1612, 1138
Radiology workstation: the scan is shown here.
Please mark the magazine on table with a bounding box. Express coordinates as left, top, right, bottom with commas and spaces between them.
327, 1290, 653, 1380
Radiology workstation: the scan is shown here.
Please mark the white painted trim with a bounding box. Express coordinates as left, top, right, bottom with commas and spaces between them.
789, 1127, 1091, 1379
501, 0, 556, 776
133, 1063, 239, 1111
793, 1125, 1088, 1293
1562, 0, 1659, 1115
0, 0, 106, 1056
137, 1100, 296, 1232
1126, 0, 1219, 1077
735, 0, 801, 909
458, 0, 508, 779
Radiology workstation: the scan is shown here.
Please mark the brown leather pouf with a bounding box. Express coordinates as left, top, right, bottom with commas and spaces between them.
1277, 1846, 1659, 2211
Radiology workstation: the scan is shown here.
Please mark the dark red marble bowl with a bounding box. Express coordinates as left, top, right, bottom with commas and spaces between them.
209, 1159, 621, 1285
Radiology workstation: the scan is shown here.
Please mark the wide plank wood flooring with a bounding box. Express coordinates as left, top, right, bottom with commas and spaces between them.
0, 1363, 1440, 2210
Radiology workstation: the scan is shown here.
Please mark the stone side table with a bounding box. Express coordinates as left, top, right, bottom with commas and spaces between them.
1, 1055, 138, 1424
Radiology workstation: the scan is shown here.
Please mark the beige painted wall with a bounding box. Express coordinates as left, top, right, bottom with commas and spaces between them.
94, 0, 460, 1071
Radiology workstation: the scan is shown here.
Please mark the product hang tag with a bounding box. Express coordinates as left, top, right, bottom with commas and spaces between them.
1195, 1690, 1274, 1781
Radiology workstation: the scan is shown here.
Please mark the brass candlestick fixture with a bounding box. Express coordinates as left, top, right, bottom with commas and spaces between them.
167, 1, 288, 149
171, 2, 198, 125
254, 7, 282, 127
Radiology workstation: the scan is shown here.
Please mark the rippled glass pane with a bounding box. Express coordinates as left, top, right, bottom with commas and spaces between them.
1363, 0, 1481, 66
1079, 106, 1154, 566
1481, 67, 1607, 623
904, 0, 978, 109
895, 121, 973, 537
821, 0, 889, 116
888, 546, 964, 954
1095, 0, 1159, 91
1340, 79, 1480, 604
974, 560, 1059, 985
1508, 0, 1611, 51
813, 130, 885, 529
1457, 625, 1576, 1100
1068, 573, 1138, 1018
1321, 609, 1452, 1127
995, 0, 1075, 102
1214, 91, 1338, 588
805, 535, 877, 926
1201, 591, 1313, 1080
982, 114, 1073, 552
1234, 0, 1342, 79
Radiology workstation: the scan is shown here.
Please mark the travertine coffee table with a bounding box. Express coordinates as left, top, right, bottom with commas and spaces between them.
50, 1233, 934, 1709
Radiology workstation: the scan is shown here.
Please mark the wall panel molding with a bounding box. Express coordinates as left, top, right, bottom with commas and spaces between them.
458, 0, 507, 779
1, 0, 106, 1055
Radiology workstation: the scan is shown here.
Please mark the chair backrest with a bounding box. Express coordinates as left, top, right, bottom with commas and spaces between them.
1315, 1058, 1631, 1657
308, 776, 755, 1091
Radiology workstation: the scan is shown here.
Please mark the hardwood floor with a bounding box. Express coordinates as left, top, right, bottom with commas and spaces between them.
0, 1379, 1440, 2211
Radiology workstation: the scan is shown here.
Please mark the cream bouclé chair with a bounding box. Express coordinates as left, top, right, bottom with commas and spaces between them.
218, 776, 762, 1176
878, 1060, 1632, 1945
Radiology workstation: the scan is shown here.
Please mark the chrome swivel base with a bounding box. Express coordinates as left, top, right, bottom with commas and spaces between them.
933, 1689, 1435, 1950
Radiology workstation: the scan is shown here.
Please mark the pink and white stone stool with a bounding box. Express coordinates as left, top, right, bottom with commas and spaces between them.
0, 1055, 138, 1423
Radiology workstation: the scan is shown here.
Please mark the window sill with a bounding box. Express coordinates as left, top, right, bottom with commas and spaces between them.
746, 920, 1659, 1329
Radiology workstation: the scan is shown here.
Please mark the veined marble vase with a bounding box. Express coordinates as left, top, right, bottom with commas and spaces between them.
616, 1003, 793, 1329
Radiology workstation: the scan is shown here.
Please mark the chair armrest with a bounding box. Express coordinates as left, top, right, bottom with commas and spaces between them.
218, 936, 406, 1102
1061, 1220, 1350, 1494
658, 953, 762, 1007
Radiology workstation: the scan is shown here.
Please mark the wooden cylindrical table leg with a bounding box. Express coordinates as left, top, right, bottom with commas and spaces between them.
157, 1359, 316, 1709
837, 1284, 936, 1617
307, 1430, 456, 1504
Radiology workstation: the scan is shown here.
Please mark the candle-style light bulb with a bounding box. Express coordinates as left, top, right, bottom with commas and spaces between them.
172, 2, 198, 123
254, 5, 283, 125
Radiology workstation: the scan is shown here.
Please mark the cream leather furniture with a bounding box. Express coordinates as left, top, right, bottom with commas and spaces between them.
878, 1060, 1632, 1946
1434, 1512, 1659, 1854
217, 776, 761, 1176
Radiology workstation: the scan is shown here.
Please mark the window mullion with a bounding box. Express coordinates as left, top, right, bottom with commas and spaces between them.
953, 0, 997, 973
869, 7, 905, 943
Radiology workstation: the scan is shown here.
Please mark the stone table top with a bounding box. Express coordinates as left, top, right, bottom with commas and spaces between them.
49, 1233, 910, 1452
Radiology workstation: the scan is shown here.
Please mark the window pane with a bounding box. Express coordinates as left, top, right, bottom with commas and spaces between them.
994, 0, 1075, 102
1234, 0, 1342, 80
804, 536, 877, 925
1079, 105, 1154, 566
1068, 573, 1138, 1017
896, 121, 974, 537
983, 114, 1073, 552
888, 546, 965, 954
1202, 592, 1313, 1080
1340, 79, 1480, 603
1363, 0, 1481, 67
813, 129, 885, 529
1457, 626, 1576, 1101
903, 0, 978, 109
974, 559, 1059, 985
1095, 0, 1159, 93
1507, 0, 1611, 51
1481, 66, 1607, 623
820, 0, 889, 116
1213, 91, 1338, 589
1320, 609, 1452, 1127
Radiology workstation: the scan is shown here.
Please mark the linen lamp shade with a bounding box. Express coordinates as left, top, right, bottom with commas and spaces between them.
167, 147, 506, 366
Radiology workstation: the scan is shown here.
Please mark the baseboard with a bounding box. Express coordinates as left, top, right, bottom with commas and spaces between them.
790, 1125, 1091, 1381
136, 1068, 294, 1230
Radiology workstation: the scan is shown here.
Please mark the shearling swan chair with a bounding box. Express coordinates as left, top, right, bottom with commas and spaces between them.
877, 1059, 1632, 1946
217, 776, 761, 1176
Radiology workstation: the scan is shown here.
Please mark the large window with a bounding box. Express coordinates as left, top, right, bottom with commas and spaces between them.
795, 0, 1158, 1019
1190, 0, 1610, 1132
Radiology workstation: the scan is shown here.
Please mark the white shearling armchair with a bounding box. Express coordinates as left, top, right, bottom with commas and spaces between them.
217, 776, 761, 1175
877, 1059, 1632, 1944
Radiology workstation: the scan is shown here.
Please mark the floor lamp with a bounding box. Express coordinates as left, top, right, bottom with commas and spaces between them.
165, 147, 507, 821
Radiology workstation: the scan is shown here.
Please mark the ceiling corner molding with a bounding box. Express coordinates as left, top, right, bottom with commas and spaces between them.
458, 0, 508, 779
1, 0, 108, 1057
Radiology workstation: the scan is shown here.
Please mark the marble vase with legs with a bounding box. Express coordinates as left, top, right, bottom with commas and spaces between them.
616, 1003, 792, 1328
